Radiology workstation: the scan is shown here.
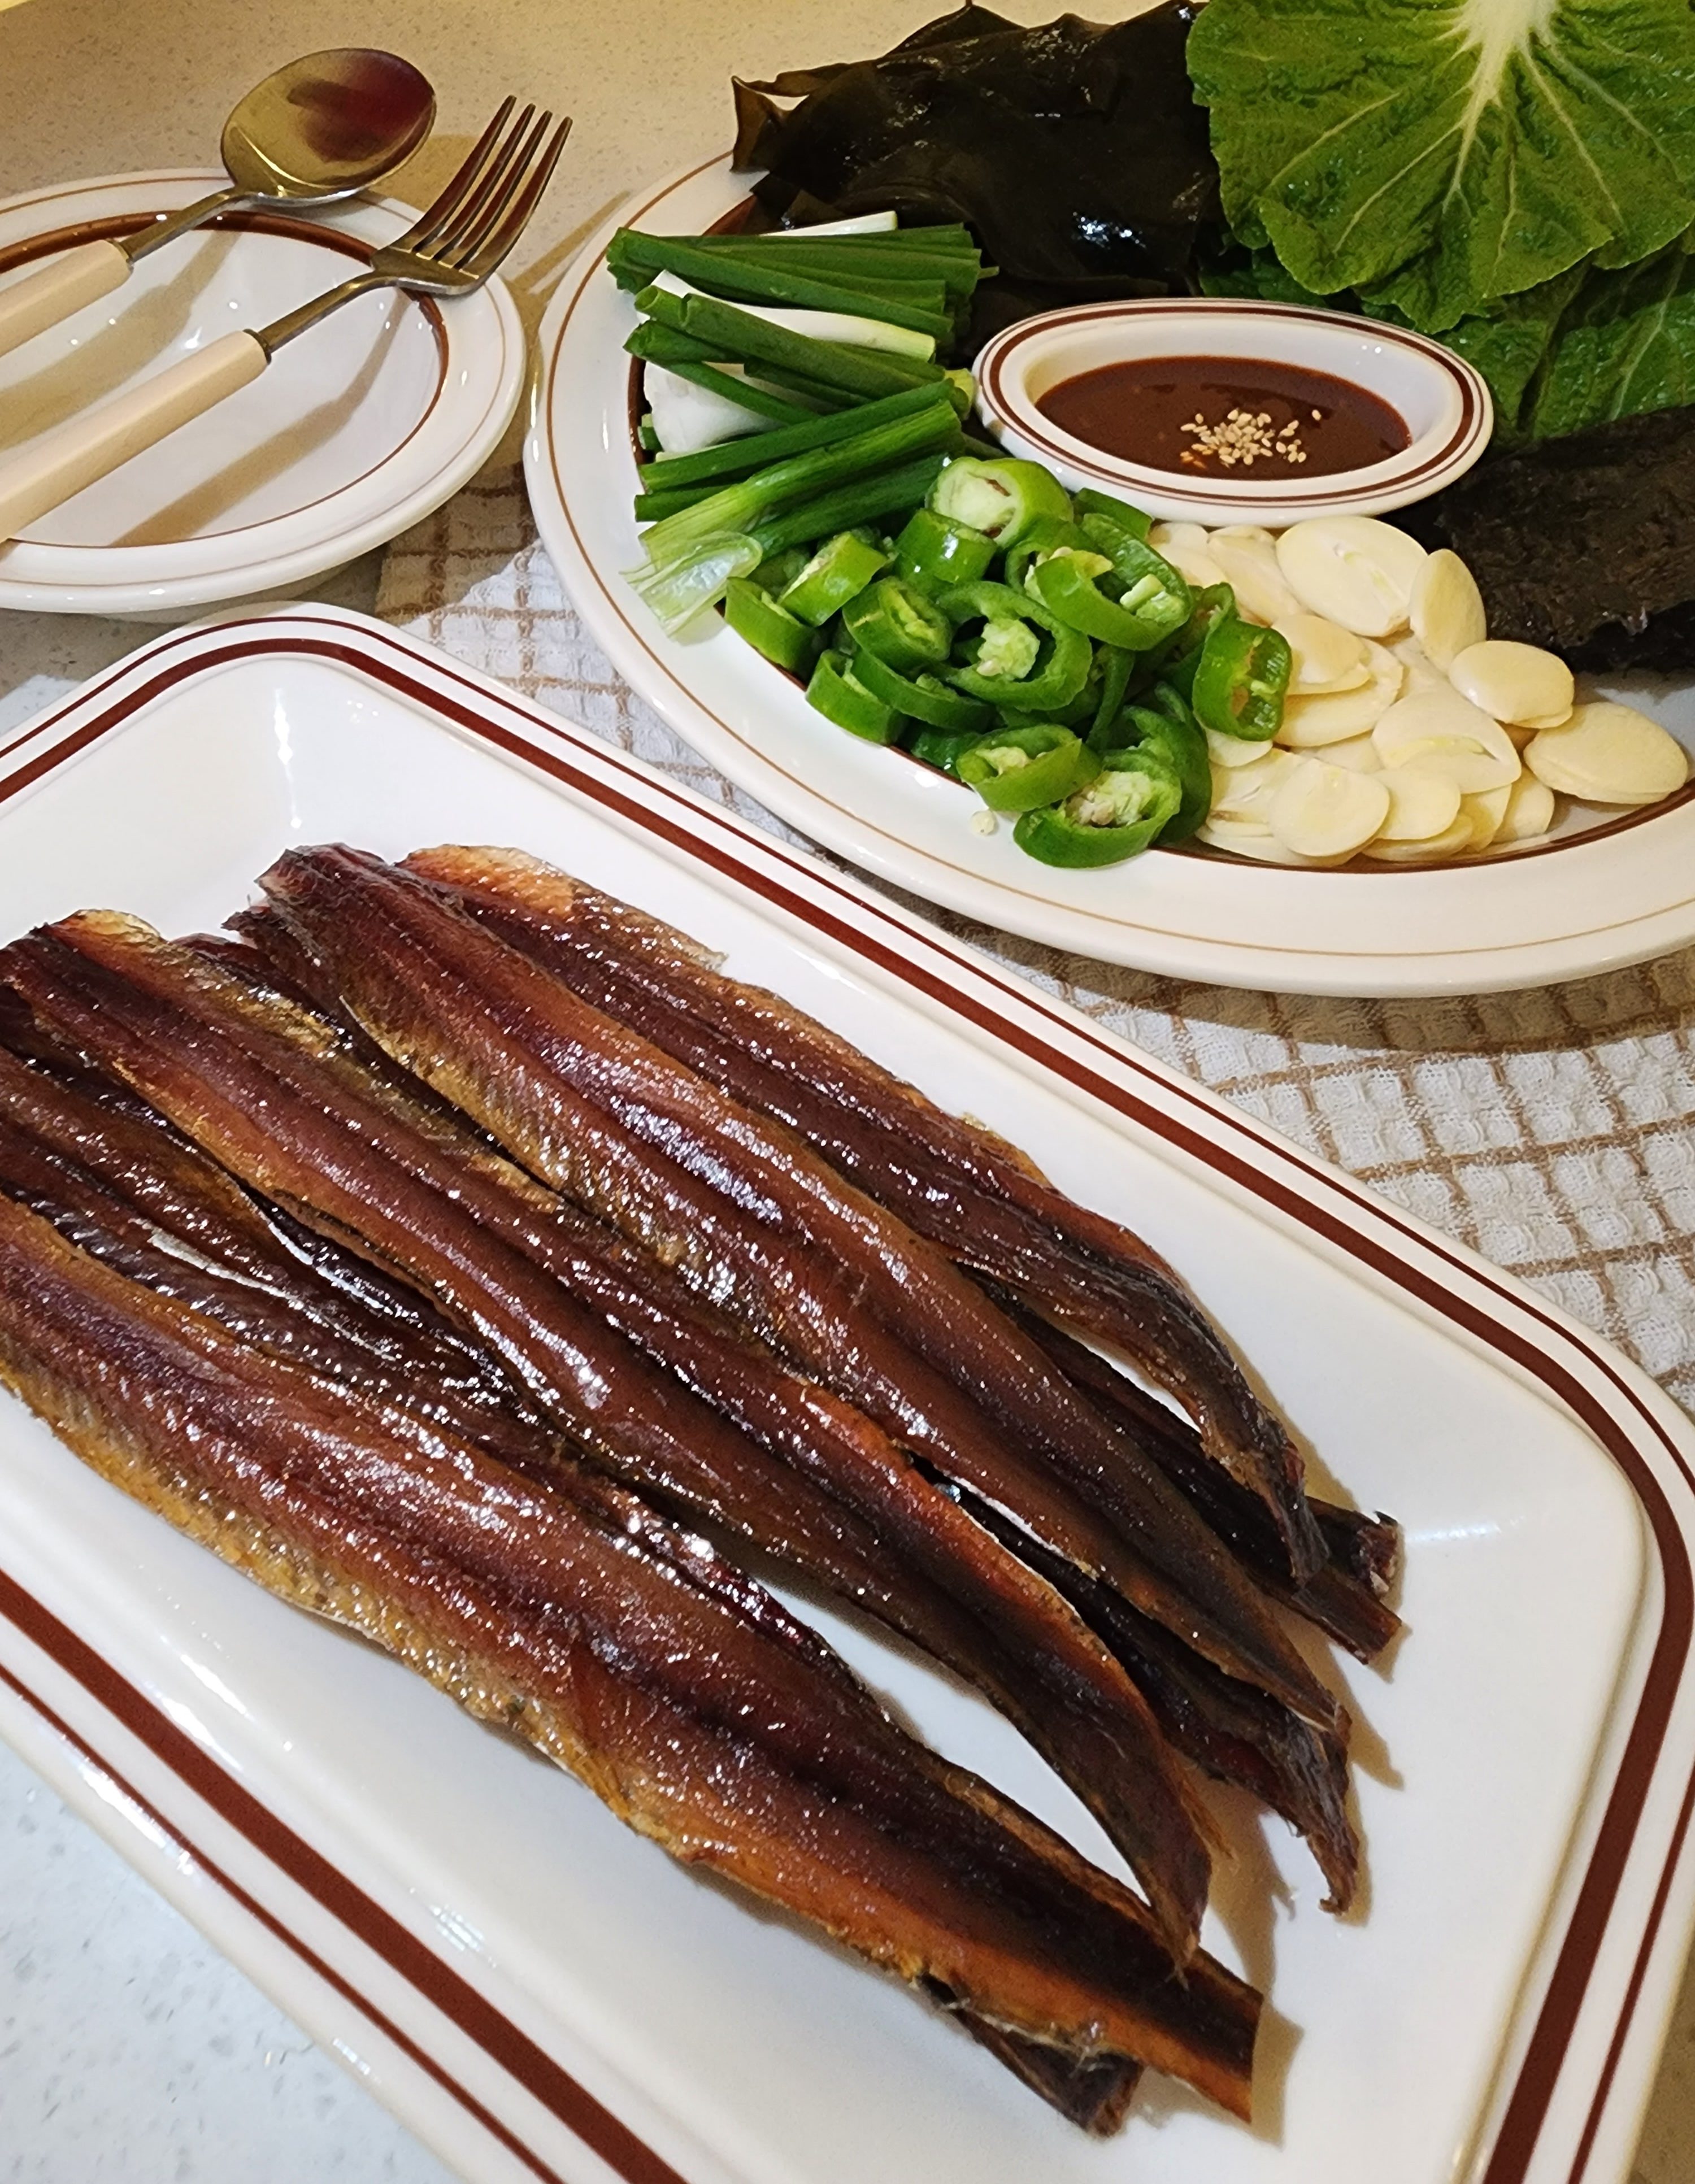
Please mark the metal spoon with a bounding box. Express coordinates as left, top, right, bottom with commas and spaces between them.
0, 49, 434, 361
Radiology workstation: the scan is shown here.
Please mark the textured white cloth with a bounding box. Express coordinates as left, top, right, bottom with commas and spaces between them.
378, 466, 1695, 1419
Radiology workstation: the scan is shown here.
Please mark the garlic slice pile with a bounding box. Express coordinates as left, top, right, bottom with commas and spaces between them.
1170, 513, 1689, 868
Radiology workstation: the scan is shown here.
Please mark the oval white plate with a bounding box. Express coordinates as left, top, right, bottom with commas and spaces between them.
527, 153, 1695, 998
0, 171, 525, 616
973, 296, 1493, 525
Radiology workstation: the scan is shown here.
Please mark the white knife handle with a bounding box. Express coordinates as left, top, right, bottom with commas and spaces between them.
0, 240, 131, 360
0, 330, 268, 542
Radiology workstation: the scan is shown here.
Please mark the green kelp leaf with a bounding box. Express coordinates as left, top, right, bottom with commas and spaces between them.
1524, 242, 1695, 440
1188, 0, 1695, 332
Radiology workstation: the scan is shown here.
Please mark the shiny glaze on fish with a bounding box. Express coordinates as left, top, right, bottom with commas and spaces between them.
955, 1483, 1359, 1911
253, 849, 1338, 1731
0, 1194, 1260, 2113
2, 920, 1218, 1951
402, 845, 1325, 1585
989, 1285, 1400, 1664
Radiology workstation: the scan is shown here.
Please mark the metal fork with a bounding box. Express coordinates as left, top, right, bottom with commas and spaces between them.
0, 101, 570, 542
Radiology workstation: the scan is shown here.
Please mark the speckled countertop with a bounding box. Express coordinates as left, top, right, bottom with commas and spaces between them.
1, 2, 1693, 2179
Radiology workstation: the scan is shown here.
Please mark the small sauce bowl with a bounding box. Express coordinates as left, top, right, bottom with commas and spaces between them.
973, 297, 1492, 526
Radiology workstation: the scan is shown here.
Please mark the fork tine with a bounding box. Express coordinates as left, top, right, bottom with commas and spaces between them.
445, 107, 553, 268
406, 97, 518, 253
427, 104, 537, 261
463, 117, 572, 280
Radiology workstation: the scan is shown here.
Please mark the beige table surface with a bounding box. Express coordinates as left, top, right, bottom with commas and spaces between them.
1, 3, 1694, 2182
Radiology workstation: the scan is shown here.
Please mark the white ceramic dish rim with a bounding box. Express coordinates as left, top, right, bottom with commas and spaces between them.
524, 151, 1695, 999
0, 171, 524, 615
1, 606, 1694, 2184
971, 297, 1494, 524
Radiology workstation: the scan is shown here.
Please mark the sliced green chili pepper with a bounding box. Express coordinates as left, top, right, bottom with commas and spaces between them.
1092, 646, 1135, 743
928, 456, 1072, 547
780, 530, 890, 627
1116, 701, 1211, 842
893, 507, 996, 594
1003, 516, 1088, 594
1075, 487, 1152, 539
937, 580, 1093, 712
849, 643, 990, 730
1070, 531, 1194, 652
724, 577, 819, 674
1159, 582, 1237, 701
1190, 612, 1293, 740
957, 723, 1099, 813
1026, 546, 1174, 649
751, 545, 809, 595
1012, 753, 1183, 867
805, 650, 901, 742
841, 577, 951, 674
909, 723, 988, 776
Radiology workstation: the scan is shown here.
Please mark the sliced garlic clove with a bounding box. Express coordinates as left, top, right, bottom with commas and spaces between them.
1276, 641, 1403, 746
1206, 528, 1302, 625
1274, 610, 1370, 694
1317, 732, 1383, 772
1458, 784, 1512, 851
1160, 543, 1231, 594
1496, 774, 1557, 843
1360, 813, 1477, 862
1267, 756, 1390, 859
1376, 765, 1462, 842
1275, 516, 1428, 637
1409, 549, 1487, 671
1389, 632, 1453, 697
1209, 746, 1302, 820
1206, 726, 1271, 771
1371, 689, 1522, 791
1198, 817, 1351, 866
1149, 521, 1211, 554
1525, 701, 1690, 806
1449, 640, 1575, 729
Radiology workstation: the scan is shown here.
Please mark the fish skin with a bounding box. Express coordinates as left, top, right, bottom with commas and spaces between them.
986, 1285, 1401, 1665
0, 1191, 1260, 2115
2, 922, 1217, 1955
957, 1482, 1359, 1912
0, 1041, 525, 1439
254, 847, 1339, 1733
401, 845, 1327, 1585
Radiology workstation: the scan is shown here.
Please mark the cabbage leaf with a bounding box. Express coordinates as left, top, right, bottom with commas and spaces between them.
1523, 241, 1695, 439
1188, 0, 1695, 332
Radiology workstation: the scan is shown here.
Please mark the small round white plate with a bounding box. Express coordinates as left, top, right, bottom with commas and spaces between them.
527, 152, 1695, 998
0, 171, 525, 616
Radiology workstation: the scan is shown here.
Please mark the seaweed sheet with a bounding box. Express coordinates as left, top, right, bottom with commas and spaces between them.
1398, 403, 1695, 673
733, 3, 1216, 348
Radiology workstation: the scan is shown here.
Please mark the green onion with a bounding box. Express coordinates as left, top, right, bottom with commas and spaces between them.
638, 394, 960, 568
636, 284, 947, 402
610, 232, 955, 338
640, 384, 950, 492
628, 532, 762, 634
747, 455, 953, 558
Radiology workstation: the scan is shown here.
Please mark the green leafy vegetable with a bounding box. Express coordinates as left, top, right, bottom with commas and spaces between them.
1523, 242, 1695, 440
1188, 0, 1695, 332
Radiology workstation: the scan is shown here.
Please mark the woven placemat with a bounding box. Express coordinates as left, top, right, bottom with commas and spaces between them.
376, 468, 1695, 1421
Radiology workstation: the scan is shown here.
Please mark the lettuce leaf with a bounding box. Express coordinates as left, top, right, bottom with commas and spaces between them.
1523, 241, 1695, 440
1188, 0, 1695, 332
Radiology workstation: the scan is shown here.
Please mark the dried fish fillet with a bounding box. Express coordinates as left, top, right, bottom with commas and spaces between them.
0, 1193, 1261, 2116
252, 847, 1338, 1731
1, 923, 1217, 1952
399, 845, 1327, 1584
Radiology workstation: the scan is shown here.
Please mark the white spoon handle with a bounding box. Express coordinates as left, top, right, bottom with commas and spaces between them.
0, 329, 268, 542
0, 240, 132, 360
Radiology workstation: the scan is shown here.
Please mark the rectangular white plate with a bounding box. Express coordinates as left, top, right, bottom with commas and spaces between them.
2, 606, 1694, 2184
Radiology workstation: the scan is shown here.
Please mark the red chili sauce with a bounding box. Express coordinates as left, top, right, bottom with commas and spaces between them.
1036, 356, 1410, 480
